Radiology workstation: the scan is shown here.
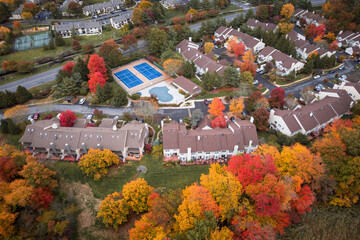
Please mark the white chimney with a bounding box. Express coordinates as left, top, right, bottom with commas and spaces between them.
206, 68, 208, 72
250, 117, 254, 123
197, 136, 200, 140
189, 37, 192, 42
233, 145, 239, 155
187, 147, 192, 161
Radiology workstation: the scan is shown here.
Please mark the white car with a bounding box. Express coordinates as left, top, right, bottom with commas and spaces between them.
27, 115, 33, 121
314, 75, 320, 79
86, 114, 93, 120
253, 80, 259, 85
79, 98, 86, 104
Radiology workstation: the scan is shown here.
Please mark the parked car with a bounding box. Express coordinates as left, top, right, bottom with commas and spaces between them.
33, 113, 40, 120
28, 115, 34, 120
329, 70, 335, 74
339, 65, 345, 70
314, 75, 320, 79
204, 99, 210, 106
87, 114, 93, 120
253, 80, 259, 85
259, 70, 265, 75
79, 98, 86, 105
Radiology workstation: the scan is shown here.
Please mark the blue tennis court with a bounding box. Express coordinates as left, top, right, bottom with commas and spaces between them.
134, 62, 162, 80
114, 69, 143, 89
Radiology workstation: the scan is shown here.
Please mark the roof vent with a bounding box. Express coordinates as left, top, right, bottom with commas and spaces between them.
113, 125, 117, 131
198, 136, 200, 140
131, 133, 134, 138
310, 112, 313, 117
52, 123, 58, 129
40, 132, 43, 137
54, 134, 57, 140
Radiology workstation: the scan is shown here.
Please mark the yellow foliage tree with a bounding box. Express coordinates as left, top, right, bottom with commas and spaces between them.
281, 3, 295, 19
122, 178, 153, 214
200, 163, 243, 222
151, 144, 163, 159
0, 0, 15, 5
0, 143, 26, 160
187, 8, 198, 16
4, 105, 29, 122
325, 32, 336, 41
119, 23, 130, 37
4, 179, 33, 207
229, 98, 245, 118
313, 35, 323, 43
129, 213, 167, 240
78, 148, 119, 181
175, 184, 219, 232
131, 7, 143, 25
204, 42, 215, 53
278, 21, 294, 34
163, 58, 183, 75
254, 144, 281, 161
138, 0, 152, 9
242, 50, 255, 62
21, 12, 33, 20
97, 192, 129, 229
0, 210, 18, 238
0, 26, 10, 40
210, 226, 234, 240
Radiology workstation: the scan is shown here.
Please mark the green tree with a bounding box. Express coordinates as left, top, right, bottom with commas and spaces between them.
239, 71, 254, 85
183, 211, 217, 240
183, 61, 196, 78
15, 85, 32, 104
303, 60, 314, 74
0, 2, 11, 23
113, 88, 128, 107
54, 34, 65, 46
190, 109, 204, 127
245, 8, 255, 21
203, 0, 211, 10
147, 28, 167, 56
224, 66, 240, 87
72, 57, 89, 82
59, 77, 79, 96
256, 5, 270, 21
95, 83, 112, 103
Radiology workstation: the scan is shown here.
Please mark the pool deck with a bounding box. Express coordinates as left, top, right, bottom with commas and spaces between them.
138, 80, 186, 105
112, 59, 172, 95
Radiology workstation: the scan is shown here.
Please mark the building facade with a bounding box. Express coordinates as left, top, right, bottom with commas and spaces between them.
53, 21, 102, 38
163, 118, 259, 162
20, 118, 148, 161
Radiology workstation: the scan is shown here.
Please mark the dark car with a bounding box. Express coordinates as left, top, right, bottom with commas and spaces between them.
204, 99, 210, 106
329, 70, 335, 74
33, 113, 40, 120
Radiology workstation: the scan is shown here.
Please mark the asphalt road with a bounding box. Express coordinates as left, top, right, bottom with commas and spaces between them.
0, 67, 61, 92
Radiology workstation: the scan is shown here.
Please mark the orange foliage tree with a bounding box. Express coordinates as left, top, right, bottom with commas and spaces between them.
122, 178, 154, 214
239, 59, 257, 77
204, 42, 215, 53
163, 58, 183, 75
4, 105, 29, 122
208, 97, 225, 117
97, 192, 129, 229
229, 97, 245, 117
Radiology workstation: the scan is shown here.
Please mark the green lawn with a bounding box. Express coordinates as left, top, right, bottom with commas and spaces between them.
49, 154, 210, 199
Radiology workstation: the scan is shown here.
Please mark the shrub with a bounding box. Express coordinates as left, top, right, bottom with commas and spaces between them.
323, 78, 329, 83
130, 93, 140, 100
16, 60, 34, 73
36, 56, 54, 65
44, 114, 53, 119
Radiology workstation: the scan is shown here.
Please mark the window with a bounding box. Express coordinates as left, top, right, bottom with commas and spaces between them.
206, 152, 210, 154
274, 121, 277, 124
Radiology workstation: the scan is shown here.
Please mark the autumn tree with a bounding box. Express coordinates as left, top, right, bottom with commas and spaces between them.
121, 34, 137, 50
208, 97, 225, 117
269, 87, 285, 108
242, 50, 255, 62
97, 192, 129, 229
0, 157, 18, 182
88, 72, 106, 93
305, 23, 317, 39
329, 40, 339, 51
210, 227, 234, 240
87, 54, 108, 80
68, 1, 82, 17
246, 91, 264, 113
256, 5, 270, 21
4, 179, 33, 207
175, 184, 219, 232
0, 210, 17, 238
21, 12, 33, 20
204, 42, 215, 53
211, 116, 227, 128
239, 71, 254, 85
99, 39, 122, 68
278, 21, 294, 34
227, 37, 245, 58
229, 97, 244, 117
4, 105, 29, 122
62, 61, 76, 74
129, 213, 167, 240
82, 44, 94, 54
78, 149, 119, 181
186, 8, 198, 23
19, 156, 58, 190
30, 187, 54, 209
239, 59, 257, 77
122, 178, 153, 214
71, 39, 82, 51
16, 60, 34, 73
2, 60, 17, 72
280, 3, 295, 19
200, 164, 243, 222
252, 107, 269, 131
163, 59, 183, 75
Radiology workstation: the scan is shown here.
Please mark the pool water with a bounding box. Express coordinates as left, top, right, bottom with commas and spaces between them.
149, 86, 173, 102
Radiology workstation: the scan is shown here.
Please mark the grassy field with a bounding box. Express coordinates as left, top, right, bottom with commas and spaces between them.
49, 154, 210, 199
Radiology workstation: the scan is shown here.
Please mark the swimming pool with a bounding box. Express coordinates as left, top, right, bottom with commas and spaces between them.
149, 86, 173, 102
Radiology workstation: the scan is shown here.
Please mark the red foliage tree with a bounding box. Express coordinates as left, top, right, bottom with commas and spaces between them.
144, 144, 152, 154
305, 23, 316, 39
329, 40, 339, 51
87, 54, 108, 80
233, 42, 246, 58
291, 185, 315, 214
59, 110, 77, 127
71, 39, 82, 51
30, 187, 54, 209
88, 72, 106, 93
171, 17, 185, 25
211, 116, 227, 128
0, 157, 18, 182
269, 87, 285, 108
2, 60, 18, 72
121, 34, 137, 50
252, 107, 270, 131
315, 24, 326, 37
62, 61, 76, 74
